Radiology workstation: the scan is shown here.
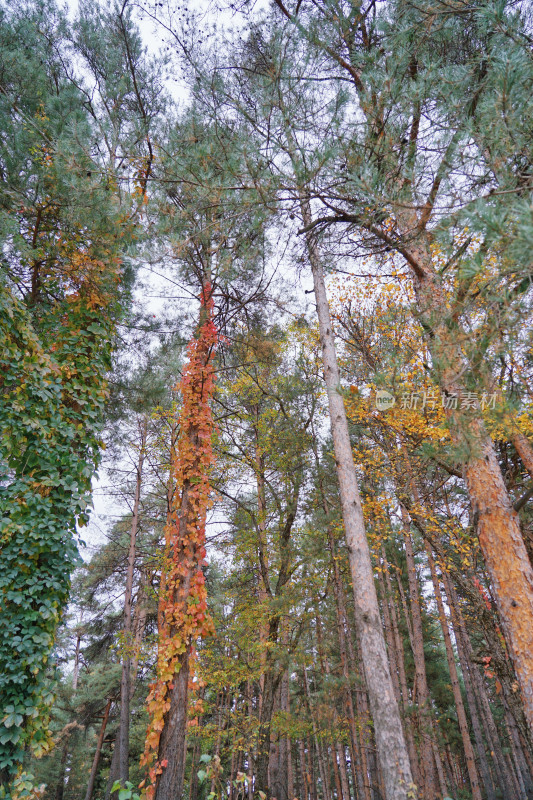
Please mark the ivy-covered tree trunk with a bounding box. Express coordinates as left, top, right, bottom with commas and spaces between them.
141, 283, 217, 800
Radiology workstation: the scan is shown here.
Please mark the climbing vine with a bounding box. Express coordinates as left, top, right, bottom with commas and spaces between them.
0, 252, 121, 783
140, 283, 217, 797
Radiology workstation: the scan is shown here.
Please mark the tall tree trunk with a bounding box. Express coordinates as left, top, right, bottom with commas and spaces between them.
156, 650, 190, 800
327, 527, 371, 800
399, 215, 533, 732
84, 698, 112, 800
299, 196, 414, 800
254, 404, 271, 721
505, 706, 533, 799
381, 552, 421, 787
55, 740, 69, 800
298, 740, 310, 800
303, 665, 331, 800
426, 548, 482, 800
143, 282, 217, 800
450, 577, 521, 799
442, 571, 497, 800
276, 625, 291, 800
376, 565, 402, 703
256, 667, 280, 793
117, 418, 146, 784
400, 507, 438, 798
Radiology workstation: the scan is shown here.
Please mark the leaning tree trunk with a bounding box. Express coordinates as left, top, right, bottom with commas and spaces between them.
299, 197, 414, 800
398, 214, 533, 734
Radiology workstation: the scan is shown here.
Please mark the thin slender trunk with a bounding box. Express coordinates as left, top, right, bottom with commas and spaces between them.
57, 632, 81, 800
307, 737, 317, 800
73, 632, 81, 692
277, 627, 291, 800
118, 419, 146, 784
328, 529, 370, 800
247, 680, 255, 800
382, 553, 420, 787
84, 698, 112, 800
337, 743, 351, 800
55, 741, 69, 800
427, 548, 482, 800
300, 197, 413, 800
455, 591, 521, 799
319, 475, 368, 800
188, 732, 201, 800
254, 406, 270, 721
431, 736, 448, 799
303, 666, 331, 800
331, 745, 343, 800
376, 566, 401, 704
442, 572, 497, 800
400, 508, 437, 798
315, 609, 349, 800
299, 740, 311, 800
505, 704, 533, 798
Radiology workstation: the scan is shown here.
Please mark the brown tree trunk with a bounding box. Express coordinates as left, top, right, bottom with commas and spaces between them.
276, 628, 291, 800
431, 736, 448, 799
327, 528, 371, 800
381, 553, 421, 787
427, 548, 482, 800
452, 584, 521, 799
300, 196, 414, 800
299, 740, 311, 800
117, 419, 146, 785
376, 565, 402, 704
156, 650, 190, 800
400, 508, 438, 798
151, 284, 217, 800
84, 698, 112, 800
513, 432, 533, 480
504, 704, 533, 798
442, 572, 497, 800
55, 741, 69, 800
316, 464, 369, 800
303, 666, 331, 800
315, 608, 350, 800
